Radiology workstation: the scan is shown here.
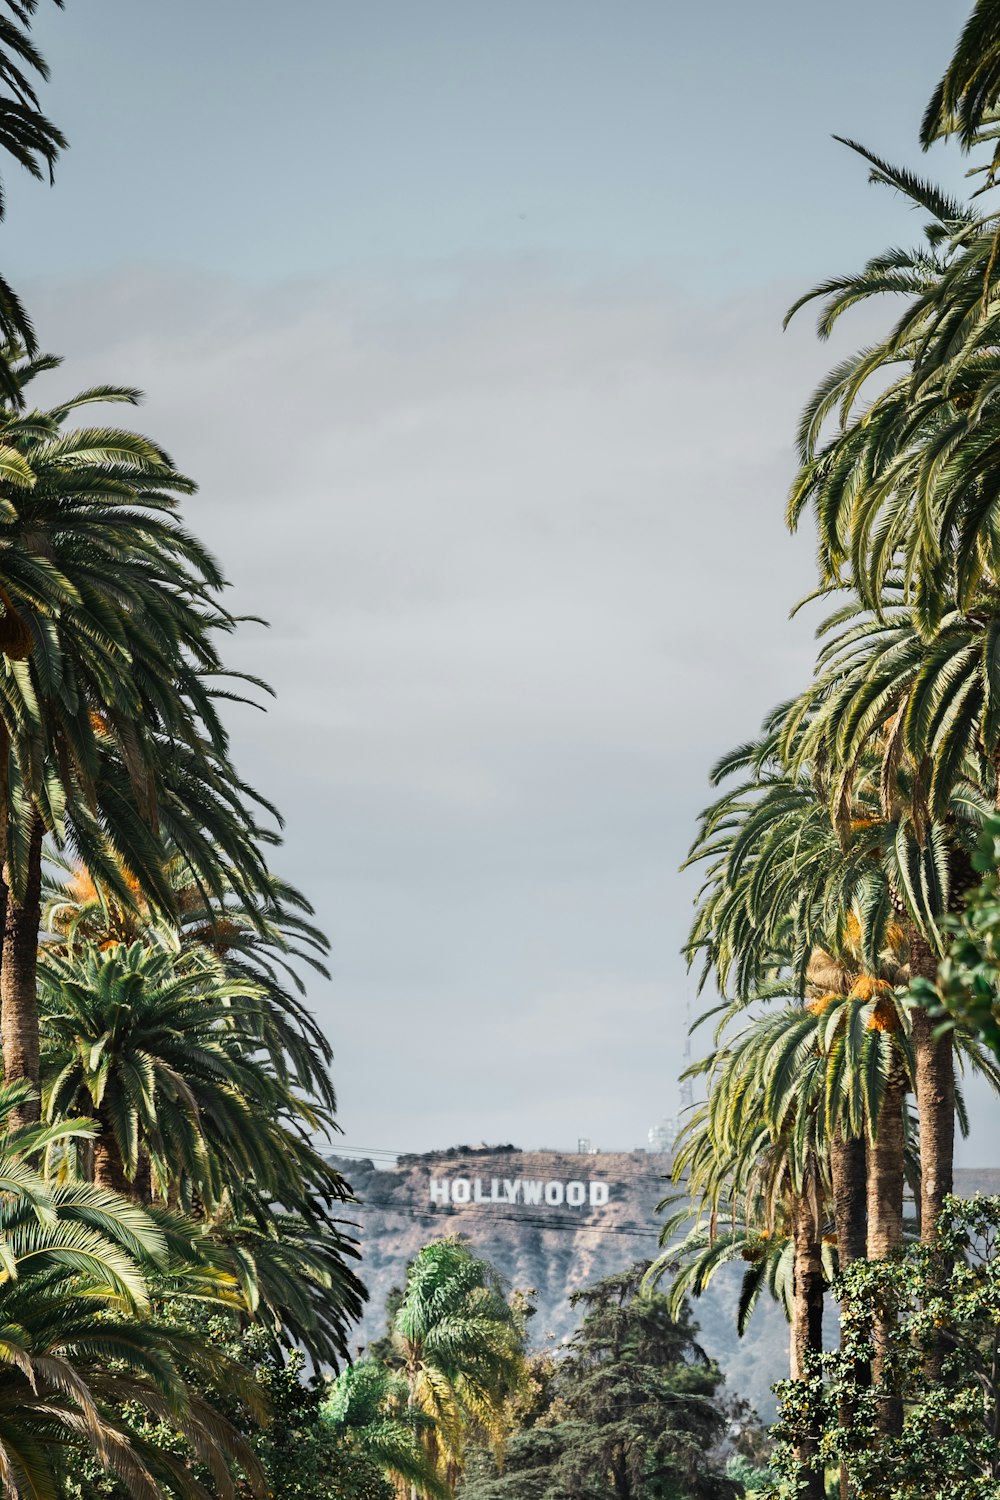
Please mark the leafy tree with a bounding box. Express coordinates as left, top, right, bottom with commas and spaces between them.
65, 1315, 391, 1500
763, 1197, 1000, 1500
458, 1265, 738, 1500
247, 1342, 391, 1500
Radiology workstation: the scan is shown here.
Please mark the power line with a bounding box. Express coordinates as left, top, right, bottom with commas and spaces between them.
354, 1199, 663, 1240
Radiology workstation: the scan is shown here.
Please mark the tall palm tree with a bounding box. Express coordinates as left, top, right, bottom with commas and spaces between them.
652, 1034, 832, 1500
0, 355, 277, 1121
777, 584, 996, 1240
683, 714, 924, 1254
388, 1239, 526, 1499
660, 989, 913, 1328
782, 144, 1000, 635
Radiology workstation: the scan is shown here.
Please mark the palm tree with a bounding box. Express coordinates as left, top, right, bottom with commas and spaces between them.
42, 847, 337, 1115
922, 1, 1000, 148
37, 935, 369, 1370
653, 1038, 831, 1500
683, 715, 923, 1257
685, 718, 902, 1009
0, 1228, 267, 1500
0, 4, 67, 400
660, 989, 913, 1330
211, 1202, 366, 1372
654, 983, 922, 1489
777, 584, 997, 1241
38, 939, 296, 1197
0, 355, 277, 1121
324, 1361, 449, 1500
0, 1077, 266, 1500
388, 1239, 526, 1499
782, 144, 1000, 634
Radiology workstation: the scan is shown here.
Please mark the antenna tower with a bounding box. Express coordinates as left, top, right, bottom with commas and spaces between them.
678, 997, 694, 1115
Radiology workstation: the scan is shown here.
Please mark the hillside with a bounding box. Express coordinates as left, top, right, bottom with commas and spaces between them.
329, 1146, 792, 1418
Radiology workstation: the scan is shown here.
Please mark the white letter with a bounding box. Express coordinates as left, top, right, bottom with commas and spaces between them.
473, 1178, 487, 1203
566, 1181, 585, 1207
545, 1181, 564, 1206
490, 1178, 500, 1201
589, 1181, 609, 1207
502, 1180, 520, 1203
429, 1178, 449, 1205
452, 1178, 471, 1203
522, 1180, 543, 1205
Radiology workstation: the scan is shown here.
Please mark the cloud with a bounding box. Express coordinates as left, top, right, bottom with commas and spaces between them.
25, 259, 987, 1163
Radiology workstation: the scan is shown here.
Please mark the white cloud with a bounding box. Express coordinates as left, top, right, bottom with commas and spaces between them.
26, 260, 988, 1163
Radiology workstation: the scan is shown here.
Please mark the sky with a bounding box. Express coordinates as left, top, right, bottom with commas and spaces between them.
9, 0, 997, 1164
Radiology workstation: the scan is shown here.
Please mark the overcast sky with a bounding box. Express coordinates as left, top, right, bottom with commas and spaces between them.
11, 0, 996, 1163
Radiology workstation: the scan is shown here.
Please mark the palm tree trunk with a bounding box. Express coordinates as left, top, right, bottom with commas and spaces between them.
790, 1188, 825, 1500
1, 814, 43, 1128
790, 1190, 824, 1376
907, 925, 954, 1243
830, 1134, 867, 1269
906, 926, 956, 1419
93, 1108, 129, 1195
866, 1072, 905, 1260
831, 1134, 868, 1500
134, 1150, 153, 1204
867, 1067, 906, 1434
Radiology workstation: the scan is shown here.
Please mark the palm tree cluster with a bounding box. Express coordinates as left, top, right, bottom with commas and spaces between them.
325, 1239, 528, 1500
650, 7, 1000, 1497
0, 9, 372, 1499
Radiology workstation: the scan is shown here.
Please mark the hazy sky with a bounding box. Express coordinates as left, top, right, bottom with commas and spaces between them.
11, 0, 996, 1163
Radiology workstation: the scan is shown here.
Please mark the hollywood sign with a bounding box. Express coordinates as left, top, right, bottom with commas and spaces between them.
429, 1176, 611, 1209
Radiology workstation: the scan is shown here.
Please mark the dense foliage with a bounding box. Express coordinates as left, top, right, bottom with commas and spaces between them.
658, 6, 1000, 1500
457, 1265, 739, 1500
62, 1318, 393, 1500
766, 1197, 1000, 1500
